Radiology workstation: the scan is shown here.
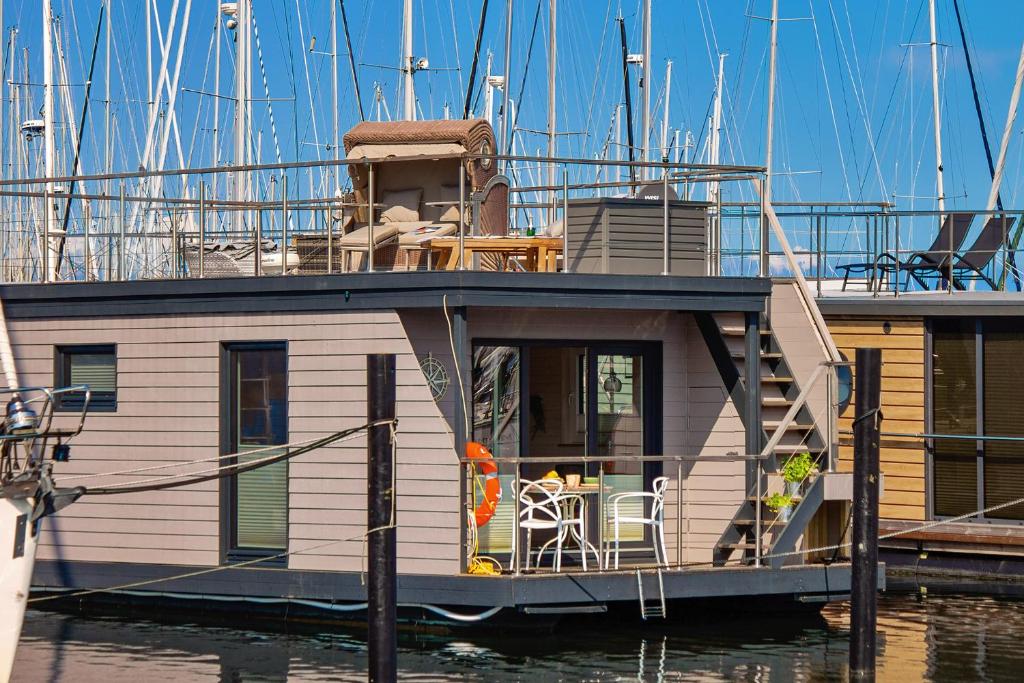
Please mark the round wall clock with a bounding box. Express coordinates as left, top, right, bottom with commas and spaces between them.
419, 354, 450, 401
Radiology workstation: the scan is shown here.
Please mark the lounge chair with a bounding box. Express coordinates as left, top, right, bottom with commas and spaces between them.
836, 212, 974, 291
895, 215, 1016, 290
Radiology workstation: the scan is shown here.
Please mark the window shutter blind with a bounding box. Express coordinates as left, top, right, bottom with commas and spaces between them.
983, 330, 1024, 520
932, 326, 977, 517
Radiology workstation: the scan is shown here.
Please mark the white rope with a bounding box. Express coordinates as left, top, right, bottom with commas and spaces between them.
57, 432, 351, 482
78, 427, 374, 491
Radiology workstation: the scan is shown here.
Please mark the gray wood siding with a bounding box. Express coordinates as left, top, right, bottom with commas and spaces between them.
11, 310, 460, 575
566, 199, 708, 276
681, 316, 747, 564
10, 304, 753, 578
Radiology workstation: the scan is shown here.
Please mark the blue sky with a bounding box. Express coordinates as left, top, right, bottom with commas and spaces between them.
5, 0, 1024, 213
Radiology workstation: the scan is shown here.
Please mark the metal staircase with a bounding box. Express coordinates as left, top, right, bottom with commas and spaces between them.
695, 311, 833, 568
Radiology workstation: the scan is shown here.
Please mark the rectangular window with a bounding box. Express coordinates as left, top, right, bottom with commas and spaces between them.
931, 318, 1024, 521
55, 345, 117, 412
224, 343, 288, 555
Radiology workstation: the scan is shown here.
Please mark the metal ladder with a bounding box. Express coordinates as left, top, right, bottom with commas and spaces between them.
636, 569, 666, 620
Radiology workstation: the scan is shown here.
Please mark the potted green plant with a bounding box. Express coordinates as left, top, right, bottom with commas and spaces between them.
781, 452, 818, 497
764, 492, 794, 522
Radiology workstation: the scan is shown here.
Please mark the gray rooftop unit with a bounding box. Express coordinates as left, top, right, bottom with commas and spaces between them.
564, 198, 709, 276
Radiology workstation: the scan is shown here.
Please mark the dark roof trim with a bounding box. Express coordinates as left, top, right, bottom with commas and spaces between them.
0, 272, 771, 320
818, 295, 1024, 317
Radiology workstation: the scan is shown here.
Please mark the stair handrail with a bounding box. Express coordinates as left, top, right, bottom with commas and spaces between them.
754, 184, 843, 364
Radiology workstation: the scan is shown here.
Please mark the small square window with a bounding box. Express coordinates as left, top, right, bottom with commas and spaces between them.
55, 345, 117, 412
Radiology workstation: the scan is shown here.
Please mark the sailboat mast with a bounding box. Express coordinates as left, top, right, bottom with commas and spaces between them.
640, 0, 651, 174
660, 60, 671, 161
547, 0, 556, 223
42, 0, 56, 282
104, 0, 111, 199
402, 0, 415, 120
500, 0, 512, 160
331, 0, 340, 186
928, 0, 945, 215
987, 43, 1024, 212
764, 0, 778, 202
234, 0, 250, 235
710, 52, 726, 204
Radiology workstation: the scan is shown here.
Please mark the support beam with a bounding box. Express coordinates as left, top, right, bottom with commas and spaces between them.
744, 311, 762, 491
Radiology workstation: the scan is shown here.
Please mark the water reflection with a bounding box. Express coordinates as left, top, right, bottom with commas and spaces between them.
12, 591, 1024, 681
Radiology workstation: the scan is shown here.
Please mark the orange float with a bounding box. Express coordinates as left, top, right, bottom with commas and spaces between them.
466, 441, 502, 527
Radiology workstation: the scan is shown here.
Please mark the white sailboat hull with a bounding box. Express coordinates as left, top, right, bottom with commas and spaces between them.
0, 496, 37, 683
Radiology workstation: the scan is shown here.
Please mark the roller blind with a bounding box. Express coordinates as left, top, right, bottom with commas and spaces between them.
932, 324, 977, 517
232, 347, 288, 552
983, 329, 1024, 520
59, 346, 116, 411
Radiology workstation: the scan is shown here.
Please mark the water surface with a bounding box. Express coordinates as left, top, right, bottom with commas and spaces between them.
12, 590, 1024, 681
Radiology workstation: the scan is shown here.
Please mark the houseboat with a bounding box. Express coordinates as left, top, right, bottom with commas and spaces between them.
3, 120, 868, 629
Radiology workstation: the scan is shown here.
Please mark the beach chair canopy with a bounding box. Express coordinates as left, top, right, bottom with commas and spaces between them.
343, 119, 507, 235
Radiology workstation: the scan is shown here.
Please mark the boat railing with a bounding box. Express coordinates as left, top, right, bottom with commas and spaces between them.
0, 384, 91, 486
458, 450, 835, 576
715, 203, 1024, 296
0, 153, 767, 283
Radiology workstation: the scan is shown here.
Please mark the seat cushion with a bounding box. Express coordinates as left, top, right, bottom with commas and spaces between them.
438, 185, 464, 223
379, 188, 422, 223
336, 223, 401, 249
398, 222, 458, 246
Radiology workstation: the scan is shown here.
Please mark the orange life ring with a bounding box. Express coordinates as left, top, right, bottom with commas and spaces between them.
466, 442, 502, 527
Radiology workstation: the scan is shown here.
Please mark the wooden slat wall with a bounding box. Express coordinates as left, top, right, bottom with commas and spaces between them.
827, 316, 927, 521
10, 310, 460, 575
11, 305, 756, 577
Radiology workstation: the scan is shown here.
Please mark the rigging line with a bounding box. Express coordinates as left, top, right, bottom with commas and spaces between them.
57, 432, 355, 482
294, 0, 323, 160
82, 429, 363, 491
338, 0, 365, 121
951, 0, 1000, 210
505, 0, 542, 158
809, 1, 852, 202
462, 0, 488, 118
251, 5, 283, 165
84, 421, 390, 496
581, 0, 614, 151
183, 19, 218, 171
52, 4, 105, 280
826, 0, 887, 201
446, 0, 464, 110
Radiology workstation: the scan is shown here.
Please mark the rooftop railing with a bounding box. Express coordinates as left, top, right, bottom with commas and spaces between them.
715, 203, 1024, 296
0, 153, 764, 283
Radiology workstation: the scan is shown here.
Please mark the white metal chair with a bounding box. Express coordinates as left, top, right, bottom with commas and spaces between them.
537, 492, 596, 571
605, 475, 670, 570
510, 479, 570, 572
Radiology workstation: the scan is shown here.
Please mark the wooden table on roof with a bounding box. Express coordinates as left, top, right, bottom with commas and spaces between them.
423, 236, 563, 272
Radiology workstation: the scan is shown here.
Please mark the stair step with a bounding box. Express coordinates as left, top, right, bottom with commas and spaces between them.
716, 542, 760, 550
761, 375, 794, 384
733, 518, 788, 527
772, 445, 826, 455
720, 326, 773, 337
763, 421, 815, 431
731, 351, 784, 360
762, 396, 794, 407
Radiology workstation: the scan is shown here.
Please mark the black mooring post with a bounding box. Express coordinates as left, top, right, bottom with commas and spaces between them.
367, 353, 397, 683
850, 347, 882, 680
